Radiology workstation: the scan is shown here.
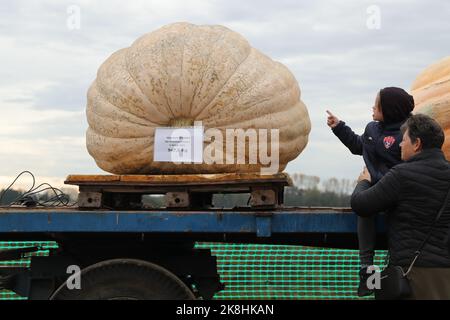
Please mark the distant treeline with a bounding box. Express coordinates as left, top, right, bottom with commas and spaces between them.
0, 189, 77, 206
212, 187, 351, 208
284, 187, 351, 207
0, 189, 22, 205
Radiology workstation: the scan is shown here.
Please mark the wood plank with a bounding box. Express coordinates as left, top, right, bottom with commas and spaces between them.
65, 173, 292, 187
65, 175, 120, 183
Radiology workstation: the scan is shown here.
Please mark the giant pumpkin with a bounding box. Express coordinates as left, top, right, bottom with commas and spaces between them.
86, 22, 311, 174
411, 56, 450, 160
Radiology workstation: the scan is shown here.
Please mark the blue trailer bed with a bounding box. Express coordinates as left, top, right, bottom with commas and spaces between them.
0, 207, 386, 248
0, 207, 356, 234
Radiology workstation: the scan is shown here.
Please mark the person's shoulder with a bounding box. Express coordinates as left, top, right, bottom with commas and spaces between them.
365, 121, 381, 129
364, 121, 380, 133
391, 161, 408, 171
388, 159, 427, 182
386, 162, 409, 179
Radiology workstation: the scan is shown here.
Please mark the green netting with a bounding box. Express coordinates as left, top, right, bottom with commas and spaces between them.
196, 243, 387, 300
0, 241, 387, 300
0, 242, 58, 300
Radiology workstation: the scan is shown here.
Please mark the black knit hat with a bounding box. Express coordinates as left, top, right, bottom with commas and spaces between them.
379, 87, 415, 124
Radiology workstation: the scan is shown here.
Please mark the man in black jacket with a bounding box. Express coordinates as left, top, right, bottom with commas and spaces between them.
351, 114, 450, 299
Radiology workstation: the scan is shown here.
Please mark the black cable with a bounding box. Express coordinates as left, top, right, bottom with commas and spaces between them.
0, 171, 78, 208
26, 184, 69, 206
0, 171, 35, 206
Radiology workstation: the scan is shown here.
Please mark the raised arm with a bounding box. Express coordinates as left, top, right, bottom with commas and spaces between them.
332, 121, 364, 155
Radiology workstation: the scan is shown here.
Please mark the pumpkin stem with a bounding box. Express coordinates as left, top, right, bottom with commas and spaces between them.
168, 118, 195, 127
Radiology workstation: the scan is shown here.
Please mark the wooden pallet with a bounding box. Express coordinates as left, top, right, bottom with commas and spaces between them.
65, 173, 293, 210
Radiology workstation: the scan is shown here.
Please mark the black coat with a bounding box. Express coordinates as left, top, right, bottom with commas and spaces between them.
332, 120, 404, 183
351, 149, 450, 267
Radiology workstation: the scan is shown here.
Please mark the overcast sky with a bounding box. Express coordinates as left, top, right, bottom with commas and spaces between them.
0, 0, 449, 189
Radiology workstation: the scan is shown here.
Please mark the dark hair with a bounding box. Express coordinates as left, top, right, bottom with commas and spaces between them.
400, 114, 445, 150
379, 87, 415, 124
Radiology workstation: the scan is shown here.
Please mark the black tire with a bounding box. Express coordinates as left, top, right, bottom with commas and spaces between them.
50, 259, 195, 300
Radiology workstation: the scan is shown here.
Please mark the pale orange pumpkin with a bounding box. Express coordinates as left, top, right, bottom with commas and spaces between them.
86, 22, 311, 174
411, 56, 450, 160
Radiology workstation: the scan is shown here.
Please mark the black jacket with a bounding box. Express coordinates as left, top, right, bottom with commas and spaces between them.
351, 149, 450, 267
332, 121, 404, 183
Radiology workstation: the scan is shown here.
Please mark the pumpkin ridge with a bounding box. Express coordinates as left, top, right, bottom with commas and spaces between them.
191, 45, 253, 120
197, 50, 299, 124
187, 29, 227, 118
87, 128, 152, 148
414, 77, 450, 94
201, 79, 299, 126
90, 83, 161, 127
95, 49, 169, 125
411, 56, 450, 91
279, 135, 309, 163
215, 101, 308, 134
179, 26, 187, 119
157, 38, 177, 120
179, 24, 200, 120
123, 45, 174, 124
196, 52, 297, 124
87, 132, 153, 163
88, 107, 153, 139
87, 139, 130, 164
186, 26, 250, 119
111, 144, 153, 167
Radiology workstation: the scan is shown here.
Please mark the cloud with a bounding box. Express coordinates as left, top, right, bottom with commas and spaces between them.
0, 0, 449, 186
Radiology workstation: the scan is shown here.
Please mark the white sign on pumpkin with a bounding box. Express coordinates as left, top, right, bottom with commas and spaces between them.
154, 126, 204, 163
